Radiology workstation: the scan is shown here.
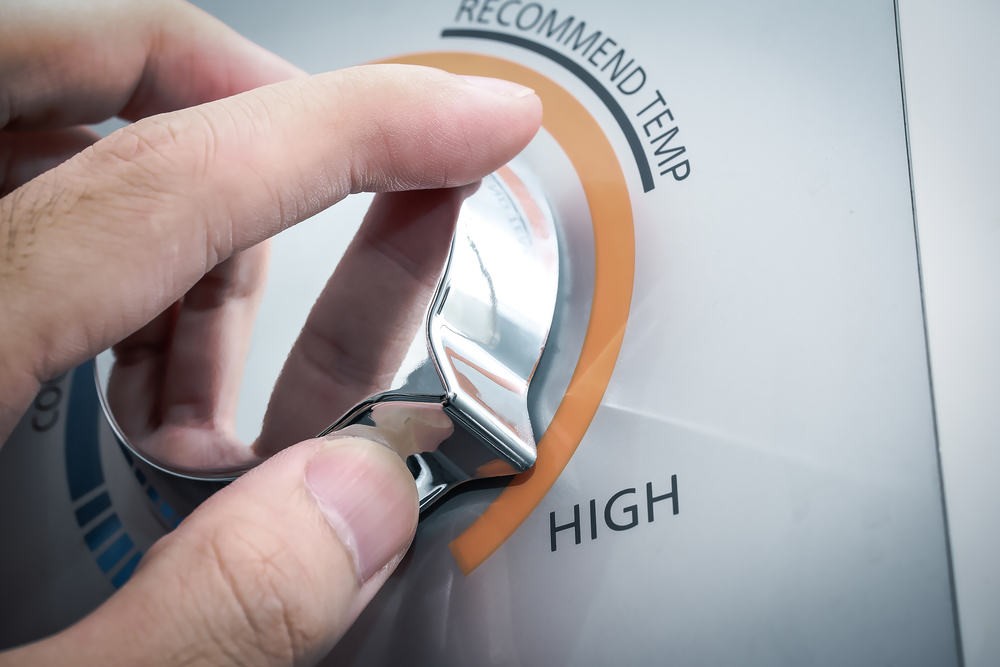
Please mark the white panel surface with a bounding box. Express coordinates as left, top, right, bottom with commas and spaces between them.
898, 1, 1000, 665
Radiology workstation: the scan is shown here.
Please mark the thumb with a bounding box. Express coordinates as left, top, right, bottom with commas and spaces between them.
5, 436, 417, 666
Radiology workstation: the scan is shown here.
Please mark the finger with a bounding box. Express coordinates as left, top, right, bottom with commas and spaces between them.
106, 300, 269, 472
0, 435, 420, 666
257, 186, 470, 455
0, 0, 305, 131
107, 302, 181, 443
159, 244, 270, 439
108, 245, 270, 471
0, 66, 541, 438
0, 128, 100, 196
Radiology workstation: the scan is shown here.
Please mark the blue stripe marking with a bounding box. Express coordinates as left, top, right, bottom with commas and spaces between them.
111, 551, 143, 589
65, 363, 104, 500
85, 513, 121, 551
160, 502, 176, 521
96, 533, 134, 573
146, 486, 160, 503
64, 360, 158, 588
75, 491, 111, 527
134, 468, 147, 485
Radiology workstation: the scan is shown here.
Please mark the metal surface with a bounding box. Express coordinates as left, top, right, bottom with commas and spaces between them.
95, 167, 559, 508
321, 168, 559, 507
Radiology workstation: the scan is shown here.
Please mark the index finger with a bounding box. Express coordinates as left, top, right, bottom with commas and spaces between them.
0, 65, 542, 438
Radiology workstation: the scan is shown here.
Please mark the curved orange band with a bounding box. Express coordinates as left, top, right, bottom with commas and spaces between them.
381, 53, 635, 574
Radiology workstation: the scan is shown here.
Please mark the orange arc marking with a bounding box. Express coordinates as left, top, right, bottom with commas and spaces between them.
381, 53, 635, 575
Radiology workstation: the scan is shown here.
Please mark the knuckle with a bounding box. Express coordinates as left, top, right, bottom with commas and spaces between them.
91, 99, 248, 196
0, 176, 78, 279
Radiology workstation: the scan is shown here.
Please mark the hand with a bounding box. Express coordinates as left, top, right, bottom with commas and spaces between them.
103, 179, 475, 474
0, 2, 541, 665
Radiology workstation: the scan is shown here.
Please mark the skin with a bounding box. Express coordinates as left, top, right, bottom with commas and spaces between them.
0, 1, 542, 665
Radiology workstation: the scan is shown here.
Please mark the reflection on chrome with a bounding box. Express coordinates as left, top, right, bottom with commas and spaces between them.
96, 165, 559, 510
321, 167, 559, 509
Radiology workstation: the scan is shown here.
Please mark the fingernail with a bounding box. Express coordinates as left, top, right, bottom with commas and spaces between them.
304, 438, 418, 582
461, 75, 535, 99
